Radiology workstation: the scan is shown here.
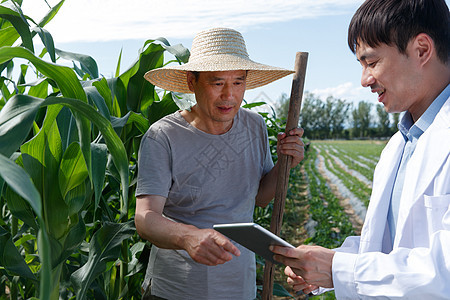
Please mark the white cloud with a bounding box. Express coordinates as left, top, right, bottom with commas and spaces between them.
22, 0, 362, 43
311, 82, 377, 105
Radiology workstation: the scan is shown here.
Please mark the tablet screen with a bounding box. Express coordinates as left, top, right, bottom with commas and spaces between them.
213, 222, 294, 264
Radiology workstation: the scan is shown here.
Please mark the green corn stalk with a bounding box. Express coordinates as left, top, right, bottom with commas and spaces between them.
0, 2, 190, 298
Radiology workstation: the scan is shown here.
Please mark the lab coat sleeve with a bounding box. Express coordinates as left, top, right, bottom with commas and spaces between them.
332, 205, 450, 299
334, 231, 450, 299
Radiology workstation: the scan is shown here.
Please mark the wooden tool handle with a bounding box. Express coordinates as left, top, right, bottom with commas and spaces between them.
261, 51, 308, 300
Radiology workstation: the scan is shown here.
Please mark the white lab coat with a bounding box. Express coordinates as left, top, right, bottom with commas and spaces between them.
331, 95, 450, 299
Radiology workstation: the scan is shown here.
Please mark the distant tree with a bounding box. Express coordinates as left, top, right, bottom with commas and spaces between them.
376, 104, 390, 137
300, 92, 325, 139
391, 112, 401, 134
328, 96, 350, 139
274, 92, 290, 121
317, 97, 332, 138
299, 93, 351, 139
352, 101, 373, 138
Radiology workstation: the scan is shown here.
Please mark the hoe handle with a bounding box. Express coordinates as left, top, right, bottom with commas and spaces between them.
262, 51, 308, 299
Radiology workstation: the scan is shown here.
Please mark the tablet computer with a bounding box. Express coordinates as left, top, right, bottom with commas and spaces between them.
213, 222, 294, 264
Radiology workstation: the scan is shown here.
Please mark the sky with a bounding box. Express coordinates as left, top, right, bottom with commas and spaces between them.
19, 0, 449, 109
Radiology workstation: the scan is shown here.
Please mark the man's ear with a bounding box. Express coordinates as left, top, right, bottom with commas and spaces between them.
186, 72, 195, 92
413, 33, 434, 67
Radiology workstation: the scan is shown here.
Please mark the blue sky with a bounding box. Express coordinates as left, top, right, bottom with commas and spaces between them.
22, 0, 449, 109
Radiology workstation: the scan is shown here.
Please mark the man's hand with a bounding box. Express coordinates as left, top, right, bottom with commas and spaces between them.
271, 244, 335, 288
285, 266, 319, 295
255, 127, 305, 207
182, 228, 241, 266
136, 195, 240, 266
277, 127, 304, 168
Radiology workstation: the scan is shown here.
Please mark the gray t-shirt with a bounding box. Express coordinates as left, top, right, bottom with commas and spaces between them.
136, 108, 274, 299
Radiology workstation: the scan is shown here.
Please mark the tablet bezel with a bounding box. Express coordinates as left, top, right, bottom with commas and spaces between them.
213, 222, 294, 264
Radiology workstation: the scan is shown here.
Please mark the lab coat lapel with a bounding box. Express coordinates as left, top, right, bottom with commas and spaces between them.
395, 98, 450, 247
359, 134, 404, 252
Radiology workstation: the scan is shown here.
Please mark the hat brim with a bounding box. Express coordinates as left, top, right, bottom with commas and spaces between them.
144, 54, 294, 94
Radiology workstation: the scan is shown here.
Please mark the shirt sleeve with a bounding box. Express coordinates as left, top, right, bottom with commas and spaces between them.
135, 128, 172, 198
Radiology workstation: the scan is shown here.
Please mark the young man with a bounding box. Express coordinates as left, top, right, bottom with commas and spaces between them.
272, 0, 450, 299
135, 28, 304, 299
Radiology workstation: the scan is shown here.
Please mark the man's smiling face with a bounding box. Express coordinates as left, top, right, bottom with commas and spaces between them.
356, 40, 421, 117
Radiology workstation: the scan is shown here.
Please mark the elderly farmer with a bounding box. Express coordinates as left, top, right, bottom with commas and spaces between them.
271, 0, 450, 299
135, 27, 304, 300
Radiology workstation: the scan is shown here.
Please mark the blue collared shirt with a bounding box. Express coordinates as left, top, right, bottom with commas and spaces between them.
388, 84, 450, 242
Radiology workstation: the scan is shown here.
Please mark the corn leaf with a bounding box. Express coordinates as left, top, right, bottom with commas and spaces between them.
44, 96, 129, 213
21, 107, 67, 240
0, 94, 129, 214
91, 142, 107, 210
153, 37, 190, 64
65, 182, 87, 217
59, 142, 88, 200
0, 151, 51, 299
115, 48, 123, 77
70, 220, 135, 300
0, 225, 36, 280
27, 78, 50, 98
0, 25, 19, 47
32, 26, 56, 62
0, 92, 41, 157
0, 46, 86, 99
148, 92, 178, 125
273, 282, 295, 299
57, 106, 81, 152
52, 215, 85, 267
36, 0, 65, 29
0, 46, 91, 176
107, 76, 127, 117
121, 42, 165, 116
0, 152, 41, 219
91, 78, 114, 118
4, 186, 38, 230
0, 5, 33, 52
55, 48, 99, 79
111, 111, 149, 145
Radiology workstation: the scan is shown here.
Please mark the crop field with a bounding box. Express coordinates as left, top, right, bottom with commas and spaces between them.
270, 139, 387, 299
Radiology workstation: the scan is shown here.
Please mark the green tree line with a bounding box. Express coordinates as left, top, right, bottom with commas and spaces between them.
276, 92, 401, 140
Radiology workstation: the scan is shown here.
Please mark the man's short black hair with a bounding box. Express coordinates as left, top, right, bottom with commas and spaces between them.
348, 0, 450, 64
189, 71, 200, 81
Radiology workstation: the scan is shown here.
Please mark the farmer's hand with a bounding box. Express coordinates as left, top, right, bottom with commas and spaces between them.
182, 228, 240, 266
271, 244, 335, 288
277, 127, 304, 168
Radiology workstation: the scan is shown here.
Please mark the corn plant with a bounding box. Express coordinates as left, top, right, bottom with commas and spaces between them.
0, 1, 188, 299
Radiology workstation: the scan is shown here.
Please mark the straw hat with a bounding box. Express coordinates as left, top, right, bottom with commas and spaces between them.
144, 27, 294, 94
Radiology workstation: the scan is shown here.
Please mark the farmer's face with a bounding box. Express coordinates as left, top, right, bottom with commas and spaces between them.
356, 41, 422, 119
187, 70, 246, 134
